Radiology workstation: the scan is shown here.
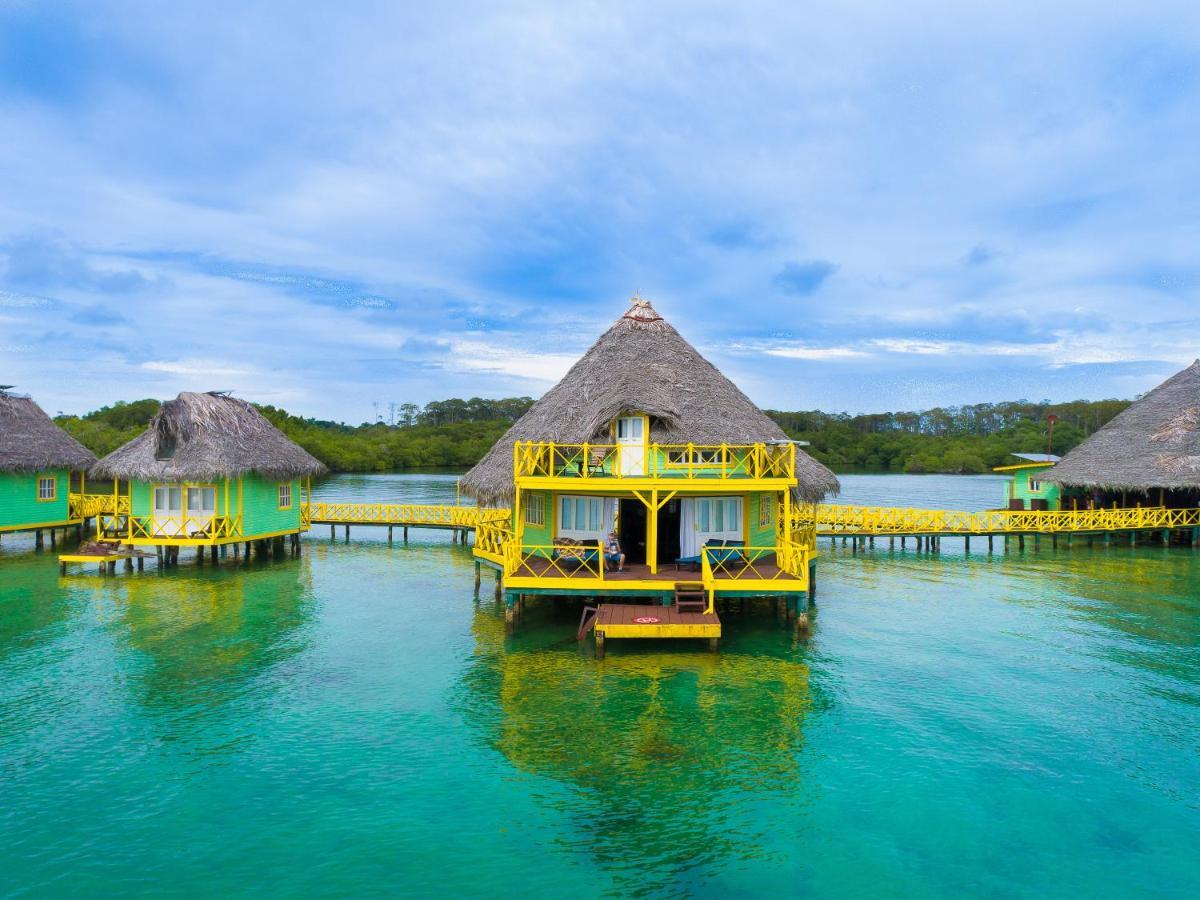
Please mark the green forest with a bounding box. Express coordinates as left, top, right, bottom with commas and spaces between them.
56, 395, 1131, 476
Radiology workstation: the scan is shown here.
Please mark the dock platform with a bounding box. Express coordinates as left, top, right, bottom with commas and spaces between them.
593, 603, 721, 656
58, 545, 154, 575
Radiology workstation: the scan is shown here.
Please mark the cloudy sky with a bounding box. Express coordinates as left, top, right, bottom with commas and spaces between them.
2, 1, 1199, 421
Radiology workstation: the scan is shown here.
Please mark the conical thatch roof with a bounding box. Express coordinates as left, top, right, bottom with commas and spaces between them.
1046, 360, 1200, 492
0, 390, 96, 473
91, 392, 326, 482
459, 298, 840, 505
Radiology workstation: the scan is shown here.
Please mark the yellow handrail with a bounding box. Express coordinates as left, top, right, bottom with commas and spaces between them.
512, 441, 796, 482
308, 503, 509, 527
796, 504, 1200, 535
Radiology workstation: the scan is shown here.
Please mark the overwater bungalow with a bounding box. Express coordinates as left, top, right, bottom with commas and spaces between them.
90, 391, 326, 559
993, 452, 1061, 510
460, 297, 839, 646
1046, 359, 1200, 510
0, 388, 96, 544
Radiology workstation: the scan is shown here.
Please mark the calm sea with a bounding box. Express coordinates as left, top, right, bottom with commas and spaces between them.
1, 473, 1197, 897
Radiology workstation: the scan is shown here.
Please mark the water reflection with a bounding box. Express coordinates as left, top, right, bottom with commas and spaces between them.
459, 600, 815, 891
113, 558, 316, 724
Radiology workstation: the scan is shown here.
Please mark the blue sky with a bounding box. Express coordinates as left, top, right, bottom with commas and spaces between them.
2, 1, 1200, 421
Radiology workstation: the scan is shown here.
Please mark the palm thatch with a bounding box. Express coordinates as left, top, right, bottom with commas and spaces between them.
91, 392, 326, 482
0, 390, 96, 473
1045, 360, 1200, 492
459, 298, 840, 505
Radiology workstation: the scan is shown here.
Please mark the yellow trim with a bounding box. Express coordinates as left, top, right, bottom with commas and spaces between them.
278, 481, 293, 511
992, 462, 1057, 473
597, 621, 722, 639
0, 518, 83, 534
801, 504, 1200, 535
35, 473, 58, 502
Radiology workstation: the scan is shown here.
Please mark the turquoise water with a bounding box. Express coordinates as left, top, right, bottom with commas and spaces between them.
2, 473, 1198, 897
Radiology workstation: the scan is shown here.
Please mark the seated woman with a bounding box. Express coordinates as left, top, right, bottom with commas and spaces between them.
604, 531, 625, 572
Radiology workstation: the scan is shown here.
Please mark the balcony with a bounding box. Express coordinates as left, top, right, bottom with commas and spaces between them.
513, 441, 796, 487
97, 513, 243, 546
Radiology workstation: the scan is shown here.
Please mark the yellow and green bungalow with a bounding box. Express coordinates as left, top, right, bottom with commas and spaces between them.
460, 298, 840, 643
993, 452, 1061, 510
0, 388, 96, 545
89, 392, 326, 558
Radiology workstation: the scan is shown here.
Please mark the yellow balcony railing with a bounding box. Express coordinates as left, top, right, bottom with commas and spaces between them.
513, 441, 796, 483
796, 504, 1200, 536
97, 513, 244, 545
509, 542, 607, 581
474, 518, 515, 567
68, 493, 129, 519
309, 502, 509, 528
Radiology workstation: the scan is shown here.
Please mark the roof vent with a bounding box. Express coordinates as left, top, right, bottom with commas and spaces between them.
622, 295, 663, 323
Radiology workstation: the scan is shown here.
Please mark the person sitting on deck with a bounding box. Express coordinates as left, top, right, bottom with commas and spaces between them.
604, 531, 625, 572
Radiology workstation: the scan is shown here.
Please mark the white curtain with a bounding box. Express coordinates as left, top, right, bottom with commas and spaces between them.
603, 497, 618, 539
679, 497, 699, 557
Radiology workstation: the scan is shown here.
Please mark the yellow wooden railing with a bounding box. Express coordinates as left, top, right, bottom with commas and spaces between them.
513, 441, 796, 482
474, 518, 514, 567
797, 504, 1200, 536
308, 503, 509, 527
511, 542, 606, 581
68, 493, 129, 519
97, 513, 244, 544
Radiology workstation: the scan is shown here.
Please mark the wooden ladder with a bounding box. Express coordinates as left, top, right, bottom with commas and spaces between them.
674, 581, 707, 614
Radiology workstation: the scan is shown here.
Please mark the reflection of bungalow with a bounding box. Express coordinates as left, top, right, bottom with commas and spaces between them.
993, 453, 1060, 510
0, 389, 95, 542
1046, 360, 1200, 509
90, 392, 326, 553
461, 298, 839, 622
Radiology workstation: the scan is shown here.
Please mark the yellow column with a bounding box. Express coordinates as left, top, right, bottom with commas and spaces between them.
648, 488, 658, 574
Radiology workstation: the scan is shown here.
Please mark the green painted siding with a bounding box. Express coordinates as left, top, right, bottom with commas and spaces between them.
241, 475, 302, 536
520, 491, 553, 545
1003, 466, 1062, 510
0, 470, 71, 530
748, 491, 779, 547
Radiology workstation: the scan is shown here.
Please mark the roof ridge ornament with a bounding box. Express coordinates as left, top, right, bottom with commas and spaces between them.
623, 293, 663, 323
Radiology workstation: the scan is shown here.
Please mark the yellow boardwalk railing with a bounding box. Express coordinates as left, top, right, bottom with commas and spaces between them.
309, 503, 509, 529
513, 441, 796, 483
69, 493, 129, 519
799, 504, 1200, 536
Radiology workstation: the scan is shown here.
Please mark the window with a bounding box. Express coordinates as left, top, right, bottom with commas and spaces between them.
695, 497, 743, 541
758, 496, 773, 528
37, 475, 57, 501
186, 487, 216, 515
1029, 479, 1042, 492
154, 486, 183, 514
524, 492, 545, 526
615, 416, 645, 441
558, 495, 610, 540
155, 435, 177, 461
278, 482, 293, 510
665, 448, 721, 466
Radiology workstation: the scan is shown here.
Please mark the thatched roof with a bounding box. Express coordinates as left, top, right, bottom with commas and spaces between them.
1046, 360, 1200, 492
0, 390, 97, 473
91, 392, 326, 482
459, 298, 840, 505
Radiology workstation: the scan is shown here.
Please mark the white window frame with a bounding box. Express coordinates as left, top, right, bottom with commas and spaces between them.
524, 493, 545, 526
695, 496, 743, 543
37, 475, 57, 501
557, 495, 610, 541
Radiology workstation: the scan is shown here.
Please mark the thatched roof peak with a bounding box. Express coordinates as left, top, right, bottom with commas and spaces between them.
458, 298, 840, 505
91, 391, 326, 482
0, 390, 96, 473
1046, 359, 1200, 491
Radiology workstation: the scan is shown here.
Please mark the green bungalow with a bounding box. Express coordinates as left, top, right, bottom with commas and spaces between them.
0, 388, 96, 543
460, 297, 840, 647
90, 392, 326, 555
993, 452, 1061, 510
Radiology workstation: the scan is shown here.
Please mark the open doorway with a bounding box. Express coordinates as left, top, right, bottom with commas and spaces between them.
657, 497, 681, 564
617, 498, 647, 564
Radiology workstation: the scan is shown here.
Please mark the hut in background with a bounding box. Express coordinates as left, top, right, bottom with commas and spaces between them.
91, 392, 326, 553
0, 388, 96, 540
992, 452, 1061, 510
1046, 360, 1200, 507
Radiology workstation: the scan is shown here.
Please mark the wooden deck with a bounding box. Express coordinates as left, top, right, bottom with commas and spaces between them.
593, 603, 721, 640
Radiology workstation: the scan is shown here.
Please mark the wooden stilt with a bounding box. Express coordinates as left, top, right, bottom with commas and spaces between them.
50, 529, 57, 550
35, 529, 43, 551
404, 527, 409, 542
595, 631, 606, 659
1018, 534, 1025, 551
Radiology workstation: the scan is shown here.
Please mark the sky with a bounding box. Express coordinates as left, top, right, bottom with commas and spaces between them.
2, 0, 1200, 422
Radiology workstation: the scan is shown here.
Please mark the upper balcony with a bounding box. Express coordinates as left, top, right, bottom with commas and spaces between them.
513, 440, 797, 489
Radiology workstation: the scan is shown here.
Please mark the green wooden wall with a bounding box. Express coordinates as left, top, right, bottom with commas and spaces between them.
126, 474, 302, 537
0, 471, 70, 530
1004, 467, 1062, 510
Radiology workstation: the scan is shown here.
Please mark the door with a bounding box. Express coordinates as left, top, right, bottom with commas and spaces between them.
152, 485, 183, 536
186, 486, 217, 534
657, 498, 681, 564
618, 498, 647, 564
615, 415, 646, 476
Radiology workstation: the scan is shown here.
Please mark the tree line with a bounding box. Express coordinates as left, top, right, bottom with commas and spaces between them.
56, 395, 1131, 476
